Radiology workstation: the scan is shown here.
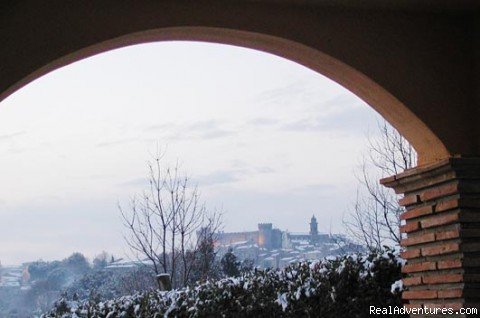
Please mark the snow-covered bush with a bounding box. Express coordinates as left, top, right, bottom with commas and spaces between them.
43, 249, 406, 318
63, 266, 157, 302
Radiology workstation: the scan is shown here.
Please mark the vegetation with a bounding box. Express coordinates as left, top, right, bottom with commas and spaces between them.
0, 253, 93, 317
0, 253, 158, 317
119, 152, 223, 289
43, 249, 405, 318
220, 248, 240, 277
344, 121, 416, 250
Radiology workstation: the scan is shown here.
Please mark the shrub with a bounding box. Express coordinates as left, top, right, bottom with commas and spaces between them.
43, 249, 405, 318
63, 266, 157, 302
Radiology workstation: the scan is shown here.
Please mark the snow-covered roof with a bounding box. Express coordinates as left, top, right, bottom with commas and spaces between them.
1, 281, 20, 288
230, 240, 248, 246
289, 232, 309, 236
105, 258, 150, 269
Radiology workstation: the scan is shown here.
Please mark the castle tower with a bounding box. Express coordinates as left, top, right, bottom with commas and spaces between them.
258, 223, 273, 249
309, 215, 318, 243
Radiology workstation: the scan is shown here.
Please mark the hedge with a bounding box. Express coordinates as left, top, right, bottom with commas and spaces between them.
42, 248, 406, 318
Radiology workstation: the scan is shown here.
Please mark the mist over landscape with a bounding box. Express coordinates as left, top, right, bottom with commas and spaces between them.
0, 42, 381, 266
0, 42, 396, 318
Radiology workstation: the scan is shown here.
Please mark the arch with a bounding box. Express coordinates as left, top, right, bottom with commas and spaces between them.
0, 26, 448, 165
2, 3, 478, 310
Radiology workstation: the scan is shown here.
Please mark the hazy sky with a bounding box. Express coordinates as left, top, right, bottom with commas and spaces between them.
0, 42, 382, 265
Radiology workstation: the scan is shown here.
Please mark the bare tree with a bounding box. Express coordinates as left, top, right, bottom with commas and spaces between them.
119, 151, 222, 288
343, 121, 416, 250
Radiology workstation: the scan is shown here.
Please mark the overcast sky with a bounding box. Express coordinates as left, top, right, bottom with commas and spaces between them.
0, 42, 383, 265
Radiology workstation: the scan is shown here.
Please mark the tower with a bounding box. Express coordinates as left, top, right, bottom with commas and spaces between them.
309, 215, 318, 243
258, 223, 273, 249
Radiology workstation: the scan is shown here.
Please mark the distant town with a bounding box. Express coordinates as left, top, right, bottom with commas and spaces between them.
215, 215, 363, 268
0, 215, 361, 292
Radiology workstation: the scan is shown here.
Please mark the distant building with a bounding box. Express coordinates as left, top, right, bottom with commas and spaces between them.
216, 215, 328, 250
105, 258, 150, 270
286, 215, 330, 246
215, 215, 363, 269
217, 222, 282, 250
310, 215, 318, 242
0, 265, 25, 289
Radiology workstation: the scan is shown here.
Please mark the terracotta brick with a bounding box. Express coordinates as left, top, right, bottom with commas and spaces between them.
421, 183, 458, 201
400, 221, 420, 233
401, 233, 435, 246
380, 175, 396, 184
424, 303, 465, 310
424, 303, 444, 317
422, 274, 463, 284
424, 303, 448, 310
403, 290, 438, 300
401, 205, 433, 220
403, 276, 422, 286
435, 199, 459, 212
385, 160, 480, 307
443, 303, 464, 311
403, 304, 423, 310
438, 289, 463, 299
420, 212, 459, 228
401, 248, 421, 259
435, 229, 460, 240
399, 194, 420, 206
402, 261, 436, 273
422, 243, 460, 256
437, 259, 462, 269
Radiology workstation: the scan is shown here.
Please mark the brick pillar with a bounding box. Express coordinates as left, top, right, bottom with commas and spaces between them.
381, 157, 480, 314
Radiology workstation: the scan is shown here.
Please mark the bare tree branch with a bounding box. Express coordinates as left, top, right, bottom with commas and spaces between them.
344, 121, 416, 251
119, 150, 223, 288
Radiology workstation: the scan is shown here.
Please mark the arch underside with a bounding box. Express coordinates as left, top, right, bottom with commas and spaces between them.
2, 1, 475, 165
